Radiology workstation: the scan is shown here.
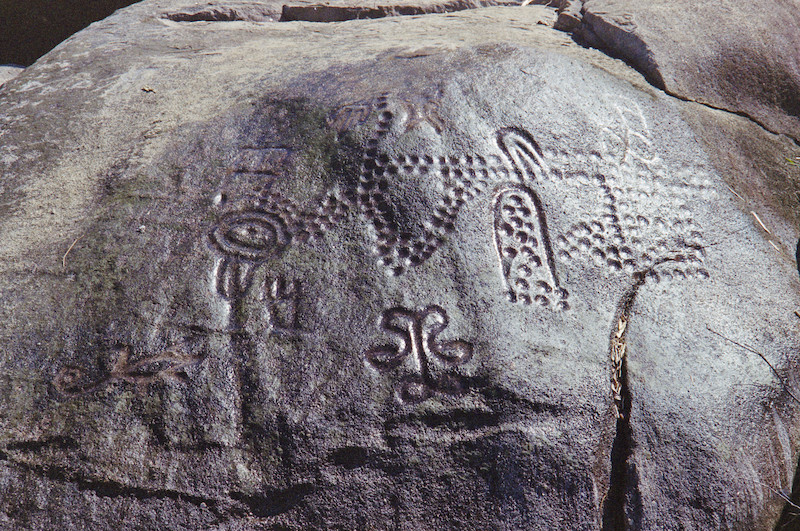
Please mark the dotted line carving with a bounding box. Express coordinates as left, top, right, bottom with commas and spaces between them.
207, 94, 713, 313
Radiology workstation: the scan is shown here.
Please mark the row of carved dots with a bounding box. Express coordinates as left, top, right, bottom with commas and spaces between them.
356, 162, 413, 275
258, 191, 301, 230
359, 148, 473, 274
376, 108, 392, 137
557, 219, 632, 272
257, 191, 349, 243
511, 289, 570, 311
360, 101, 400, 266
376, 154, 505, 169
373, 159, 443, 273
429, 164, 479, 235
557, 227, 709, 279
364, 94, 391, 239
303, 193, 352, 239
596, 174, 625, 241
361, 98, 479, 274
641, 267, 710, 282
361, 173, 443, 274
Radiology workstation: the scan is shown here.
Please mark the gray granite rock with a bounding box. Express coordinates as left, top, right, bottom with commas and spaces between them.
1, 1, 799, 530
0, 65, 24, 87
569, 0, 800, 143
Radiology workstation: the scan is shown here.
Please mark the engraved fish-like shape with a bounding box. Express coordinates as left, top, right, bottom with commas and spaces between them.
54, 345, 202, 397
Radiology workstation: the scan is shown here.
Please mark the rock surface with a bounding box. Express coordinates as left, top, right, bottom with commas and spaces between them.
1, 1, 799, 530
569, 0, 800, 142
0, 65, 24, 87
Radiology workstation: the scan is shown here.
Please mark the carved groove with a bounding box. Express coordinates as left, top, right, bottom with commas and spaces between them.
54, 344, 202, 397
207, 94, 713, 314
364, 305, 473, 403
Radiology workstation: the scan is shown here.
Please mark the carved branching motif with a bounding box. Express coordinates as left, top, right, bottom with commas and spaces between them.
54, 344, 202, 397
364, 305, 473, 403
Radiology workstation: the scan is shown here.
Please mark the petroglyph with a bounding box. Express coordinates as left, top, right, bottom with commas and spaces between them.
556, 97, 712, 283
54, 344, 202, 397
493, 183, 568, 310
364, 305, 473, 403
327, 102, 373, 132
260, 276, 302, 338
210, 191, 349, 298
208, 95, 711, 319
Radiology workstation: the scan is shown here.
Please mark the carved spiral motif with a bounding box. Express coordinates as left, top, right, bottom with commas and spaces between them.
210, 211, 290, 261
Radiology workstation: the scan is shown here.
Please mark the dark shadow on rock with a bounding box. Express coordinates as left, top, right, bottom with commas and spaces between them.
796, 236, 800, 281
0, 0, 140, 66
570, 10, 667, 92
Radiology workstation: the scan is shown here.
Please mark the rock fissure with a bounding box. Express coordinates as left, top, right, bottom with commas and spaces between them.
561, 5, 800, 148
278, 0, 517, 23
2, 435, 80, 453
602, 258, 684, 530
651, 89, 800, 150
601, 279, 638, 530
0, 450, 228, 519
228, 483, 316, 517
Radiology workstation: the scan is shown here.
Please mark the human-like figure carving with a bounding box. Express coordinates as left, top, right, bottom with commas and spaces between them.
600, 96, 659, 168
210, 210, 292, 298
364, 305, 473, 403
209, 191, 349, 298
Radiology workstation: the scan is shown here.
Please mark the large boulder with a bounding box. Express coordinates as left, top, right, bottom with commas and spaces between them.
1, 1, 799, 529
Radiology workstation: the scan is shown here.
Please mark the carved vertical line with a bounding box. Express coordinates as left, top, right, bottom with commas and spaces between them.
527, 185, 561, 290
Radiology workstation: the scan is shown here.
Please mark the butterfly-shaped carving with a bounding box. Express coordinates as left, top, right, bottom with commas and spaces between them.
365, 305, 473, 403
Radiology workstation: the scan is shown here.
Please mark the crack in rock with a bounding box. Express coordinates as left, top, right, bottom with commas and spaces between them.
279, 0, 518, 22
557, 2, 800, 148
0, 449, 313, 522
602, 258, 690, 530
